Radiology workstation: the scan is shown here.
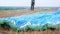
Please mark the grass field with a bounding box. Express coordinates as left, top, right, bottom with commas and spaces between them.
0, 9, 59, 34
0, 9, 57, 18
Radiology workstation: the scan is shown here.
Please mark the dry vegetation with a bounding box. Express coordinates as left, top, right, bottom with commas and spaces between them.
0, 25, 60, 34
0, 9, 57, 18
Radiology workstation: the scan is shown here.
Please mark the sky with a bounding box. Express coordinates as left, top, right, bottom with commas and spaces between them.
0, 0, 60, 7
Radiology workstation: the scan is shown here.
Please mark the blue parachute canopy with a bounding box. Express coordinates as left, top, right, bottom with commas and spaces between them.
0, 9, 60, 30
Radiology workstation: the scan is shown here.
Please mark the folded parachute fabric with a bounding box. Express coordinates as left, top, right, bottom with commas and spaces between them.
0, 10, 60, 31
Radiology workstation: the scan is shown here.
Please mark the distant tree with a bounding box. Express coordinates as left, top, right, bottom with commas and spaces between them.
31, 0, 35, 10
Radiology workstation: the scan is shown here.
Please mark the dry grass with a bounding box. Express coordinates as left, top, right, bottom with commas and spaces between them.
18, 28, 60, 34
0, 26, 60, 34
0, 9, 57, 18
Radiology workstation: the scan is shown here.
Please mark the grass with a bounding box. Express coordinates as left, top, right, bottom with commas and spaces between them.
0, 25, 60, 34
0, 9, 57, 18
